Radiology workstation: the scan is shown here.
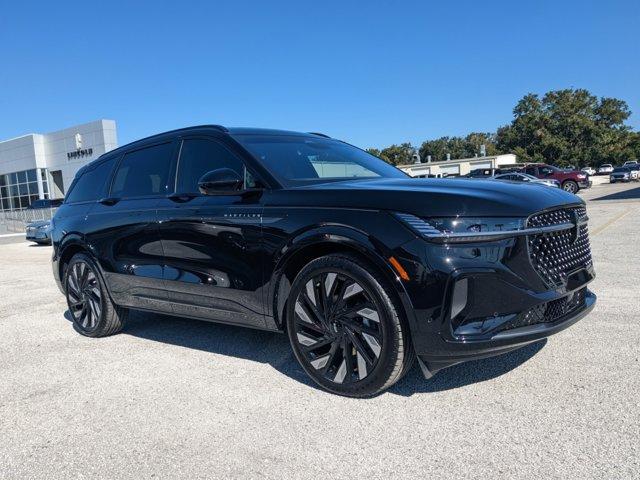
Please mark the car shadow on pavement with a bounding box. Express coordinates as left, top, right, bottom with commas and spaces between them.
591, 186, 640, 201
64, 309, 547, 397
389, 339, 547, 397
64, 309, 319, 389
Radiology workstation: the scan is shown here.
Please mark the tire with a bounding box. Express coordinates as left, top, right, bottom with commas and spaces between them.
64, 253, 127, 337
286, 254, 414, 397
562, 180, 578, 193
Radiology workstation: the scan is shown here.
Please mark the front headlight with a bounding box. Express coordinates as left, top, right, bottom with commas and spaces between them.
394, 213, 532, 243
36, 222, 51, 231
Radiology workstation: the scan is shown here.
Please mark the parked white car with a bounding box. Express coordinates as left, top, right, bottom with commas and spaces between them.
598, 164, 614, 174
626, 164, 640, 181
581, 166, 596, 176
493, 172, 560, 188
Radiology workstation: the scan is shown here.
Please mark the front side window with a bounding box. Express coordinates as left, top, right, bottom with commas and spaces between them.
232, 135, 407, 187
111, 143, 173, 198
176, 139, 245, 193
65, 157, 117, 204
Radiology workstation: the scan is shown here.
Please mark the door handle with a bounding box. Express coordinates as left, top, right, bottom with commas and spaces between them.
98, 197, 120, 206
167, 193, 197, 203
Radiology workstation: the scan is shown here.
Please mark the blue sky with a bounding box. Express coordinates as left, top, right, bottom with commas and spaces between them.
0, 0, 638, 149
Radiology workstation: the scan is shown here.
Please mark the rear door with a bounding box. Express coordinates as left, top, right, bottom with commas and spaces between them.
156, 136, 266, 328
88, 141, 177, 313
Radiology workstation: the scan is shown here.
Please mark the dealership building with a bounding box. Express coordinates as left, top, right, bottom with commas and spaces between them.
0, 120, 117, 211
398, 153, 517, 177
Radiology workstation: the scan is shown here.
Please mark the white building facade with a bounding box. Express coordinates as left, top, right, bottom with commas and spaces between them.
398, 154, 517, 178
0, 120, 117, 211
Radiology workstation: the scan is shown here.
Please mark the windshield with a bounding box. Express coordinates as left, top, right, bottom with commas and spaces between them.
519, 173, 539, 181
613, 167, 629, 173
233, 135, 408, 187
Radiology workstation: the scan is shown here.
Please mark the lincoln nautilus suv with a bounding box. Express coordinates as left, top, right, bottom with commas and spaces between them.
50, 126, 596, 397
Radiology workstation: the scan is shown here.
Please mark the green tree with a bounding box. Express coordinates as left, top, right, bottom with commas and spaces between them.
367, 143, 415, 165
418, 133, 497, 162
496, 89, 634, 167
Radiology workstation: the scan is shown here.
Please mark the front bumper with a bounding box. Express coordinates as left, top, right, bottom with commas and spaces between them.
390, 213, 596, 378
26, 228, 51, 242
417, 288, 596, 376
578, 179, 592, 189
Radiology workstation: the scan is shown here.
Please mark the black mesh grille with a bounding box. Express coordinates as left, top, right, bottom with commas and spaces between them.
527, 206, 592, 288
500, 288, 587, 331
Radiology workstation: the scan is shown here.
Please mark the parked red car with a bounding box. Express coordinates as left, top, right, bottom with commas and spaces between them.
519, 164, 591, 193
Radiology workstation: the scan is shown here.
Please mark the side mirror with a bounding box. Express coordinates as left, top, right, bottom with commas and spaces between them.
198, 168, 243, 195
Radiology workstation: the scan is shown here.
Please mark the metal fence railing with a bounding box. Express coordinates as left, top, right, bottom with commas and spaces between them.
0, 208, 58, 233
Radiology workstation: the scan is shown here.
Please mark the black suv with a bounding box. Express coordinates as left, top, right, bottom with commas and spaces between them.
51, 126, 596, 397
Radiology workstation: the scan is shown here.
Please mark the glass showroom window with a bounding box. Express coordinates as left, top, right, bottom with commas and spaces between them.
0, 168, 45, 211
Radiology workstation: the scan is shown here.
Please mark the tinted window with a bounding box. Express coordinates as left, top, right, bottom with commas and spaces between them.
111, 143, 173, 198
233, 135, 407, 187
65, 157, 117, 204
177, 139, 244, 193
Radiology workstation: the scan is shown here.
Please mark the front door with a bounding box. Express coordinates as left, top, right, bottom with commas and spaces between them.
156, 137, 266, 328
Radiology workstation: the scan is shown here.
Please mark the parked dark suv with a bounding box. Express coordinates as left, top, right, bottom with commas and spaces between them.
51, 126, 596, 397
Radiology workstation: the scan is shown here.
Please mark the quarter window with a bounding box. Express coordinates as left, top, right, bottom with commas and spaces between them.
176, 139, 245, 193
65, 157, 117, 204
111, 143, 173, 198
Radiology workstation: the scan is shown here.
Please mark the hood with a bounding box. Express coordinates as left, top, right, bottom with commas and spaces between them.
265, 178, 583, 217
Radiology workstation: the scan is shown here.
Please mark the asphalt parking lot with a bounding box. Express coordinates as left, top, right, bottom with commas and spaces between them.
1, 182, 639, 479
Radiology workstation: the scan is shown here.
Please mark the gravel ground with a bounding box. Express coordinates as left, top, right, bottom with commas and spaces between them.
1, 182, 639, 479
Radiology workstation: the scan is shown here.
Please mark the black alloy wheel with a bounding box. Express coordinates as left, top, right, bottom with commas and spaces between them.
287, 255, 413, 397
65, 253, 127, 337
67, 260, 102, 332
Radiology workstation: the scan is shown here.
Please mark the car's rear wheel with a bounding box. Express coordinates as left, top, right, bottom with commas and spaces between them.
286, 254, 413, 397
65, 253, 127, 337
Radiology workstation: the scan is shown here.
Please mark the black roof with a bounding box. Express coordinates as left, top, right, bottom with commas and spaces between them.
227, 127, 325, 136
75, 125, 332, 177
104, 125, 329, 157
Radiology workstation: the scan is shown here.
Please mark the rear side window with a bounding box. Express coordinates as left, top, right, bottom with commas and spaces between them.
111, 143, 173, 198
65, 157, 117, 204
176, 139, 244, 193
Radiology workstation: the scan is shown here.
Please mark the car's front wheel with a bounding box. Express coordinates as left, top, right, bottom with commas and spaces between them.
286, 254, 414, 397
65, 253, 127, 337
562, 180, 578, 193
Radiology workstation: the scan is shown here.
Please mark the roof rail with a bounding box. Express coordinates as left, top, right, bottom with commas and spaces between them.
308, 132, 331, 138
209, 124, 229, 133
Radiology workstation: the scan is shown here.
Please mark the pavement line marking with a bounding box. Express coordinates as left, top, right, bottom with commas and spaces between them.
590, 209, 632, 237
0, 233, 25, 238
